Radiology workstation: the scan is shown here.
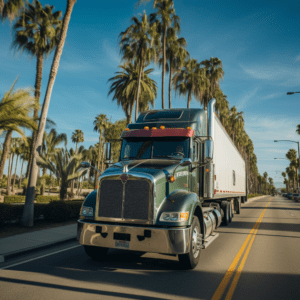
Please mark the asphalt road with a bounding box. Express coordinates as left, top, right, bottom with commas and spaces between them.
0, 195, 299, 300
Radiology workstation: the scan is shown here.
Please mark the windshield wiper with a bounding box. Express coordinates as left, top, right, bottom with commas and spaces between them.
154, 155, 179, 159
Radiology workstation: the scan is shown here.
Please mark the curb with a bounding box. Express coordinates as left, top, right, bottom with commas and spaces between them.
243, 195, 268, 205
0, 236, 77, 263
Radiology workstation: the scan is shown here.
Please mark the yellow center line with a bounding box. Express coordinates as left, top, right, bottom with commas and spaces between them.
211, 201, 270, 300
225, 202, 270, 300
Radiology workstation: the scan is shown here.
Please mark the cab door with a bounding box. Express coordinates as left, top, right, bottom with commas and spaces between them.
190, 141, 200, 194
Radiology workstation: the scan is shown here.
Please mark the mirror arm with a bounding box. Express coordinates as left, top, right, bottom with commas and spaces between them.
90, 165, 101, 174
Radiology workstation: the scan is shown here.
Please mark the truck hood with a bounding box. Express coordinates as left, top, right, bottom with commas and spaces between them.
102, 159, 181, 180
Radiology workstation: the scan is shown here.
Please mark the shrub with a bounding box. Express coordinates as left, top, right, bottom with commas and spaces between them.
36, 195, 60, 203
248, 194, 264, 199
4, 196, 26, 203
0, 203, 23, 225
43, 201, 71, 222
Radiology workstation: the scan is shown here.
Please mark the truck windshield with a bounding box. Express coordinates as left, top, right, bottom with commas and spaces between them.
120, 137, 189, 161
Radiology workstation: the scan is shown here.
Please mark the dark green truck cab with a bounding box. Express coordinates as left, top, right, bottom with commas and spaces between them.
77, 99, 244, 269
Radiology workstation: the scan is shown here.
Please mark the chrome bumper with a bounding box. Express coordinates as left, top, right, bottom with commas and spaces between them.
77, 220, 191, 254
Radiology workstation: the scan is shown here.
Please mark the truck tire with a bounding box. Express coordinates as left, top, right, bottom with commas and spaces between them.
235, 197, 241, 214
229, 202, 233, 223
221, 201, 230, 226
84, 245, 109, 261
178, 216, 201, 269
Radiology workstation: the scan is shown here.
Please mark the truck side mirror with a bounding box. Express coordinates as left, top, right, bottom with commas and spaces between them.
180, 158, 192, 166
80, 161, 91, 168
205, 139, 214, 160
104, 142, 112, 162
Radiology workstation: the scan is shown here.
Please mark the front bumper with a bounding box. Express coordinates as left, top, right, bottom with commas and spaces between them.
77, 220, 191, 254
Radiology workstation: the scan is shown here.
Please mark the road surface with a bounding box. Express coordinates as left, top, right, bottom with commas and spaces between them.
0, 195, 299, 300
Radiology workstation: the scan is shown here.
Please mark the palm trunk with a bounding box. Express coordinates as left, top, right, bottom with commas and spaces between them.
41, 168, 47, 195
187, 90, 192, 108
95, 134, 102, 189
26, 53, 44, 179
6, 153, 12, 195
135, 59, 144, 121
22, 0, 76, 227
60, 180, 68, 201
0, 130, 13, 180
162, 25, 166, 109
129, 101, 134, 124
168, 63, 172, 109
12, 154, 19, 194
19, 159, 25, 189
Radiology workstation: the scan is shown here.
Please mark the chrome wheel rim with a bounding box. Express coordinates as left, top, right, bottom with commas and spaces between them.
192, 226, 200, 258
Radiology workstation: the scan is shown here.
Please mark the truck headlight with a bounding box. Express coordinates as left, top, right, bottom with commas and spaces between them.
159, 212, 189, 222
81, 206, 94, 217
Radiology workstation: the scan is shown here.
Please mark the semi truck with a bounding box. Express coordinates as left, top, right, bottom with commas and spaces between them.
77, 99, 246, 269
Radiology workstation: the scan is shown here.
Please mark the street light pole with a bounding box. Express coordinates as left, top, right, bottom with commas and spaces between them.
274, 140, 300, 192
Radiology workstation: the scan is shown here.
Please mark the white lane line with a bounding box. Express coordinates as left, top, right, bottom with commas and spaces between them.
0, 245, 81, 270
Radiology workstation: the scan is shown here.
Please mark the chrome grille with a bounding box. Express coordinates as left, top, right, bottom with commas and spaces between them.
98, 180, 123, 218
98, 178, 151, 221
124, 180, 150, 220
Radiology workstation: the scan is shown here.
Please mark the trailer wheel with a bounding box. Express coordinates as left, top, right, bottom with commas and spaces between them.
241, 196, 245, 204
178, 216, 201, 269
84, 245, 109, 261
221, 201, 230, 226
235, 197, 241, 214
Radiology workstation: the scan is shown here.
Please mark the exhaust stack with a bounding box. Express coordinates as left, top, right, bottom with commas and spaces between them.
205, 99, 216, 198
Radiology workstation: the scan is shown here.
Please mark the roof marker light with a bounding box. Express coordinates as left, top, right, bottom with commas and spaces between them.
187, 127, 192, 130
160, 126, 165, 130
125, 128, 129, 131
152, 127, 157, 130
144, 126, 149, 130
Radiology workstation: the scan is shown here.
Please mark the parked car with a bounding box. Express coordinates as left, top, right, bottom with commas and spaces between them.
287, 193, 293, 199
282, 193, 287, 197
292, 194, 300, 201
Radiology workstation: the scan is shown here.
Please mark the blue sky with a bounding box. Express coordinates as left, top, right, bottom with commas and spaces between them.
1, 0, 300, 187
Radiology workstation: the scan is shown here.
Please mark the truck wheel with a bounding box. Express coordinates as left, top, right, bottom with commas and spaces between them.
84, 245, 109, 261
221, 201, 230, 226
178, 216, 201, 269
241, 196, 245, 203
235, 198, 241, 214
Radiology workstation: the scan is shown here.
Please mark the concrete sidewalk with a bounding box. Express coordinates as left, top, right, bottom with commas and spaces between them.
0, 223, 77, 263
0, 195, 268, 263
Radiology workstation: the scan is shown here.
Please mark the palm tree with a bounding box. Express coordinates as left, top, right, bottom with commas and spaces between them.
163, 29, 188, 108
40, 129, 67, 194
11, 137, 23, 194
0, 0, 26, 21
120, 11, 159, 121
173, 58, 206, 108
36, 148, 86, 200
93, 114, 108, 188
200, 57, 224, 109
23, 0, 77, 227
71, 129, 84, 154
108, 62, 157, 124
12, 1, 62, 180
0, 79, 37, 180
149, 0, 180, 108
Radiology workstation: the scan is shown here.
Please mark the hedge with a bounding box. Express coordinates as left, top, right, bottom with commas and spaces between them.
3, 196, 25, 203
4, 195, 78, 203
36, 195, 60, 203
248, 194, 264, 199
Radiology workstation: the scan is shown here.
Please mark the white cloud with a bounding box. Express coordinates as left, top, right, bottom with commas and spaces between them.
102, 40, 121, 65
236, 87, 259, 110
240, 64, 300, 87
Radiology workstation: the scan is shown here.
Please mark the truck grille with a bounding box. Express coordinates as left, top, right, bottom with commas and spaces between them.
98, 178, 151, 220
